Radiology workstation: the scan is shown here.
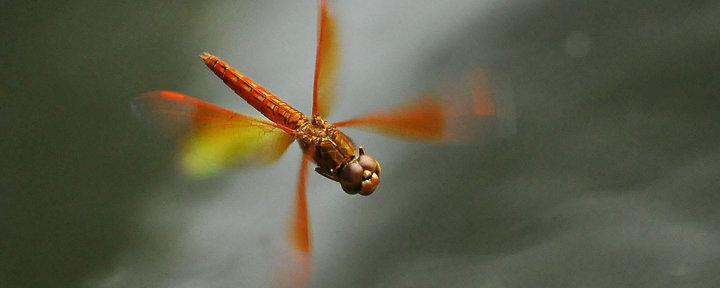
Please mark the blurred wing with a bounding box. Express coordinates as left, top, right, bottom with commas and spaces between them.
132, 90, 294, 178
334, 71, 496, 141
334, 98, 447, 140
290, 148, 313, 255
271, 149, 313, 288
469, 70, 496, 117
312, 0, 340, 118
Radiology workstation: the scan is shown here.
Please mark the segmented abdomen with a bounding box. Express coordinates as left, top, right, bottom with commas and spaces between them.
201, 53, 308, 130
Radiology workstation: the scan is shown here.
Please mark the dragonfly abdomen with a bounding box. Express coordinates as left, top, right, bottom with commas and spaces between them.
201, 53, 308, 130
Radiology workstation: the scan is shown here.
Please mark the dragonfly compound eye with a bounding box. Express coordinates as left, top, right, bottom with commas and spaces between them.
340, 154, 381, 196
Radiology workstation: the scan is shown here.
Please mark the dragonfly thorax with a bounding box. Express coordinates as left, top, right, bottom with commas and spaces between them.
296, 117, 381, 195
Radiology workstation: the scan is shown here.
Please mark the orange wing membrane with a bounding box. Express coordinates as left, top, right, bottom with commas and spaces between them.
334, 71, 497, 141
272, 149, 313, 288
132, 91, 294, 178
290, 149, 313, 254
312, 0, 340, 118
469, 70, 496, 116
334, 98, 447, 140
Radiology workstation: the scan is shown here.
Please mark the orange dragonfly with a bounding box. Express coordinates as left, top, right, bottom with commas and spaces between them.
133, 0, 495, 285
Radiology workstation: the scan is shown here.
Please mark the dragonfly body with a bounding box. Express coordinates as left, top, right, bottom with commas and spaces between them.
202, 53, 308, 130
201, 52, 380, 195
136, 1, 495, 285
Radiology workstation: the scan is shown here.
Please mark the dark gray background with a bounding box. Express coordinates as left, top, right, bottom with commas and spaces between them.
2, 1, 719, 287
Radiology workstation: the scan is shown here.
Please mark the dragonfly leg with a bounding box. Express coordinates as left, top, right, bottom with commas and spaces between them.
314, 167, 338, 182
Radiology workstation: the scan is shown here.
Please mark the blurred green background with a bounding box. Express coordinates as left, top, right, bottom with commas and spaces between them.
2, 1, 720, 287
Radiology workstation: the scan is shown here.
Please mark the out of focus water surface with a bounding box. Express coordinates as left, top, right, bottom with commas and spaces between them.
2, 1, 720, 287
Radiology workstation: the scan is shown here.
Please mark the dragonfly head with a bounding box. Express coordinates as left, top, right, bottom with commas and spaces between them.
339, 147, 381, 196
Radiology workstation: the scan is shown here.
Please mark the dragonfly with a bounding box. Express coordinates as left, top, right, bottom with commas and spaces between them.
133, 0, 496, 285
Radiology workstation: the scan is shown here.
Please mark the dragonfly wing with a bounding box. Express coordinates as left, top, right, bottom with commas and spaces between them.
290, 148, 313, 255
312, 0, 340, 118
334, 98, 446, 140
334, 71, 496, 141
271, 149, 313, 288
132, 90, 294, 178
